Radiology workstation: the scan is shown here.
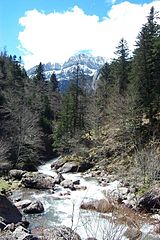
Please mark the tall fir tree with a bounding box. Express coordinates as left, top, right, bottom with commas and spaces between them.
93, 62, 112, 126
115, 38, 130, 95
50, 72, 59, 92
54, 64, 87, 146
133, 7, 160, 127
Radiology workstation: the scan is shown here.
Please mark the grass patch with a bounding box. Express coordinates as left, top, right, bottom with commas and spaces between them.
0, 178, 19, 192
136, 182, 151, 197
0, 178, 10, 191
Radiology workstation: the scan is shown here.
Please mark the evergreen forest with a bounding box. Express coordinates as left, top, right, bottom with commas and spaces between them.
0, 7, 160, 186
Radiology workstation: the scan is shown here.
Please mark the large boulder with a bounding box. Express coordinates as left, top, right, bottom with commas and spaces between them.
53, 173, 65, 184
0, 194, 22, 224
137, 189, 160, 213
51, 158, 66, 170
9, 169, 26, 180
58, 162, 79, 173
80, 199, 114, 213
21, 172, 55, 189
23, 201, 44, 214
53, 159, 94, 173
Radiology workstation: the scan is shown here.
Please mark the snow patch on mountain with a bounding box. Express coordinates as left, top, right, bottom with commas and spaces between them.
27, 53, 106, 90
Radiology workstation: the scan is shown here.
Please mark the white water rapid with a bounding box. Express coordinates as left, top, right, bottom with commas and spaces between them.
14, 158, 126, 239
11, 158, 159, 240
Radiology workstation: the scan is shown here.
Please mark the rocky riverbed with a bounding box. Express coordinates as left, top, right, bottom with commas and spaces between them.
0, 157, 160, 240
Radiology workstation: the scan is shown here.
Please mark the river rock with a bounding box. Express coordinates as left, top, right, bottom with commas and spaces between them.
137, 189, 160, 213
59, 190, 71, 197
124, 227, 142, 240
57, 161, 94, 173
60, 179, 76, 190
13, 225, 39, 240
23, 201, 44, 214
80, 199, 114, 213
22, 172, 55, 189
51, 157, 94, 173
51, 158, 66, 170
74, 185, 87, 191
73, 179, 80, 185
0, 194, 22, 224
54, 172, 65, 184
58, 162, 79, 173
9, 169, 26, 180
36, 225, 81, 240
15, 200, 32, 209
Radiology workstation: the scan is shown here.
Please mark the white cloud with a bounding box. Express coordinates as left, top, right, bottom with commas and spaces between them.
18, 1, 160, 69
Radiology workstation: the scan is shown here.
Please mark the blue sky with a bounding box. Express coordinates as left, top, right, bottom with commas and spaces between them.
0, 0, 160, 69
0, 0, 109, 55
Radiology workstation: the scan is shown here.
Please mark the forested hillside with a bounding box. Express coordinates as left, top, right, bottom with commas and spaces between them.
0, 55, 60, 171
0, 7, 160, 185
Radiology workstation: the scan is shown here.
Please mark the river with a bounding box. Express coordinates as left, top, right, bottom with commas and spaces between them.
11, 158, 159, 240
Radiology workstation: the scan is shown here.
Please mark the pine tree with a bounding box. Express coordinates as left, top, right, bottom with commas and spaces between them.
31, 62, 47, 112
34, 62, 46, 83
54, 64, 87, 146
68, 63, 87, 133
93, 62, 111, 125
50, 72, 58, 91
114, 38, 130, 95
33, 63, 58, 157
133, 7, 160, 126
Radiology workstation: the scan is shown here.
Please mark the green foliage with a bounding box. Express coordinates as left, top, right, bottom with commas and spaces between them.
136, 182, 151, 196
0, 178, 10, 191
114, 38, 130, 95
96, 62, 112, 112
34, 62, 45, 83
53, 65, 88, 147
0, 53, 60, 169
50, 72, 58, 91
1, 7, 160, 174
133, 6, 160, 126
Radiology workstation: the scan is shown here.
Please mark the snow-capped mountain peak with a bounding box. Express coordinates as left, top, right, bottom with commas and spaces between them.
27, 53, 106, 91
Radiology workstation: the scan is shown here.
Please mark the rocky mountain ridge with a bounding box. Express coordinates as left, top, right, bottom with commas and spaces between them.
27, 53, 106, 90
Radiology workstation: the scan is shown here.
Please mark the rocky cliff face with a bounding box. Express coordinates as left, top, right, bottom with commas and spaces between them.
27, 53, 106, 91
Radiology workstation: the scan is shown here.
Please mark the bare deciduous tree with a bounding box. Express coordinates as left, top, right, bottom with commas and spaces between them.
5, 89, 44, 167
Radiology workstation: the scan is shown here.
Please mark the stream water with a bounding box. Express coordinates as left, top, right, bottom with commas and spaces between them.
11, 158, 159, 240
12, 158, 118, 239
